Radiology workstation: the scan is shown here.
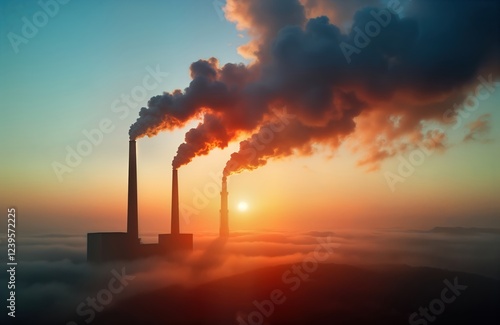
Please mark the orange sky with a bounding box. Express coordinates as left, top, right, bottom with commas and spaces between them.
1, 0, 499, 237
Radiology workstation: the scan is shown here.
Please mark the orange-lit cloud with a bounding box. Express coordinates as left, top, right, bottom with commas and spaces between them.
129, 0, 499, 175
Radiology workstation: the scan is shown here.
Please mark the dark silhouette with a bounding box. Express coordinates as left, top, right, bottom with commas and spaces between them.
171, 167, 180, 235
220, 175, 229, 237
87, 141, 193, 263
127, 139, 139, 243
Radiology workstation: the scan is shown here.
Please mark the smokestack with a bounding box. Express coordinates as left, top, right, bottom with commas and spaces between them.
171, 168, 180, 235
127, 140, 139, 241
220, 176, 229, 237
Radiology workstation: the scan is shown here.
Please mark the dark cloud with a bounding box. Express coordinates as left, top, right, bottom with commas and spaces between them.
301, 0, 382, 27
129, 0, 498, 174
172, 114, 233, 168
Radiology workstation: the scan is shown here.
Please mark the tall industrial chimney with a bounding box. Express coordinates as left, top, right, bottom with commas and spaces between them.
220, 176, 229, 237
127, 140, 139, 242
171, 169, 180, 235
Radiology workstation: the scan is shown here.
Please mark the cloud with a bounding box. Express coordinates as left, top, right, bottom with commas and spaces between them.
301, 0, 382, 27
5, 229, 499, 323
129, 0, 498, 174
463, 113, 493, 143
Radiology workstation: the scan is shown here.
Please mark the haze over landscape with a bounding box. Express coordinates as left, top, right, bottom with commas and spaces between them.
0, 0, 499, 324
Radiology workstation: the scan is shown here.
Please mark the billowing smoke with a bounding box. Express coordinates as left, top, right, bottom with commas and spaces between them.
128, 57, 264, 141
130, 0, 499, 172
172, 114, 233, 169
224, 91, 364, 176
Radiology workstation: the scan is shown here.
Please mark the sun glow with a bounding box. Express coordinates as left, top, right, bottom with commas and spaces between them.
237, 201, 249, 212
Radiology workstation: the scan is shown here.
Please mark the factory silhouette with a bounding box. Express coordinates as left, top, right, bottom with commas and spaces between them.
87, 140, 229, 262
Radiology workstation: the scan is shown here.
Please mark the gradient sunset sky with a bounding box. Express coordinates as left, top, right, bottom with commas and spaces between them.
1, 0, 499, 236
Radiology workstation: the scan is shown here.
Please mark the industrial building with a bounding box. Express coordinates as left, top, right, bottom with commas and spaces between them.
87, 140, 193, 263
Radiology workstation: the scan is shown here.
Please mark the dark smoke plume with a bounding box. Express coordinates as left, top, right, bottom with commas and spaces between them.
172, 114, 233, 169
130, 0, 499, 172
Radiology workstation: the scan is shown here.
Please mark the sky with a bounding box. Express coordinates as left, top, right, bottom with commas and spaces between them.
0, 0, 499, 237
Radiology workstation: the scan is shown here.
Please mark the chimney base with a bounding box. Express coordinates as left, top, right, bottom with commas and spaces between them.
159, 233, 193, 251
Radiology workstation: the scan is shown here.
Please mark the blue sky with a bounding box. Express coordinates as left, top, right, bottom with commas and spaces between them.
1, 0, 249, 175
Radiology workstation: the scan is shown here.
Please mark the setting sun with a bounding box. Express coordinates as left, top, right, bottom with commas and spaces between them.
237, 201, 249, 212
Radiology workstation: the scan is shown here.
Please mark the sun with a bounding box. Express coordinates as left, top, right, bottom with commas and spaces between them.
237, 201, 249, 212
